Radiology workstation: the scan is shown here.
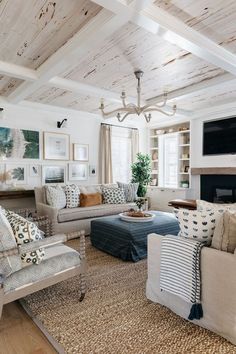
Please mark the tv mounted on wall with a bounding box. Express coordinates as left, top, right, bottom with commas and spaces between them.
203, 116, 236, 155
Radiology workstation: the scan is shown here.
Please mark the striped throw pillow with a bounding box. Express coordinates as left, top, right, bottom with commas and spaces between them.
117, 182, 139, 202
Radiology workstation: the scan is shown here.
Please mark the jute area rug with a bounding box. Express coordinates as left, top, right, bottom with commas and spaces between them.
22, 239, 236, 354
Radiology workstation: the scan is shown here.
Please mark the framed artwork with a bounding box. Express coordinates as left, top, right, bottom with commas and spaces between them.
73, 144, 89, 161
44, 132, 70, 160
5, 163, 27, 185
68, 163, 88, 181
42, 165, 66, 184
29, 164, 40, 177
89, 165, 97, 177
0, 127, 39, 159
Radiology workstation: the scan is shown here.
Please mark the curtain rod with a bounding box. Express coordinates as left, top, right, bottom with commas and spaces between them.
101, 123, 138, 130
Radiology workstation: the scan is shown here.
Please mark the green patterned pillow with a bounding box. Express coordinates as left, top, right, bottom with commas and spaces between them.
6, 211, 45, 265
102, 187, 126, 204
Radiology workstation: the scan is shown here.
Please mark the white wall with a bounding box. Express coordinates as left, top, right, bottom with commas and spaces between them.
0, 104, 146, 190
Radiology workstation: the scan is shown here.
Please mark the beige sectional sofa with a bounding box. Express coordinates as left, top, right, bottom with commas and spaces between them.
35, 184, 135, 235
146, 233, 236, 345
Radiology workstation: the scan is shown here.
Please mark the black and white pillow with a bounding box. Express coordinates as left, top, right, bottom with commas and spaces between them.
102, 187, 126, 204
6, 211, 45, 265
117, 182, 139, 202
65, 184, 80, 208
174, 208, 220, 243
46, 185, 66, 209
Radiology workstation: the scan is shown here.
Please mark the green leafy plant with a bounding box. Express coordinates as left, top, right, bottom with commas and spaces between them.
131, 153, 152, 197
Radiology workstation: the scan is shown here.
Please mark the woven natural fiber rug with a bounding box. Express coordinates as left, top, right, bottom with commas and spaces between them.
22, 239, 236, 354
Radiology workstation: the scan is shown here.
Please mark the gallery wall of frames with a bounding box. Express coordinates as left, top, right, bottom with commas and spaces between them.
0, 127, 97, 189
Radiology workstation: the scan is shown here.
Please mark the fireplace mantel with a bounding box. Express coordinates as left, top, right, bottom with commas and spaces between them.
191, 167, 236, 175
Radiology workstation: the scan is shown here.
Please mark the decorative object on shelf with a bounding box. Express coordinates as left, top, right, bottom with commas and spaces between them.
29, 164, 40, 177
89, 165, 97, 177
152, 150, 158, 160
155, 129, 165, 135
179, 126, 189, 131
42, 165, 66, 184
68, 163, 88, 181
131, 153, 152, 197
43, 132, 70, 160
150, 178, 157, 186
73, 143, 89, 161
0, 127, 39, 159
181, 153, 189, 159
5, 163, 27, 185
180, 180, 189, 188
57, 118, 68, 129
99, 70, 176, 123
184, 166, 190, 173
168, 128, 174, 133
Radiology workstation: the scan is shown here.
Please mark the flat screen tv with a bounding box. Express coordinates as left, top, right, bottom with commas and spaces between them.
203, 117, 236, 155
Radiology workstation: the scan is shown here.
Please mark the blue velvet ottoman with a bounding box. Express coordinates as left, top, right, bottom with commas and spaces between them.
90, 211, 180, 262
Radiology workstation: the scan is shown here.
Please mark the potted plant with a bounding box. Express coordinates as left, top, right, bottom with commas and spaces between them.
131, 153, 152, 197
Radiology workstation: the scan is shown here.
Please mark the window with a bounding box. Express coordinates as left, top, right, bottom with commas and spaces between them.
111, 127, 132, 183
159, 133, 178, 188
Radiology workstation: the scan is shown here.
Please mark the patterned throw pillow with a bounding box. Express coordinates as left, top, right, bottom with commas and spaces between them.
0, 208, 22, 276
197, 200, 236, 213
46, 185, 66, 209
174, 208, 219, 243
6, 211, 45, 265
117, 182, 139, 202
65, 184, 80, 208
102, 187, 126, 204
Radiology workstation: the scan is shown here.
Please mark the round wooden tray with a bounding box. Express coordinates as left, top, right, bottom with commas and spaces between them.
119, 212, 155, 223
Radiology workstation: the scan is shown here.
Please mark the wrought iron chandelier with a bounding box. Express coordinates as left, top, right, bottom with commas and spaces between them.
99, 70, 177, 123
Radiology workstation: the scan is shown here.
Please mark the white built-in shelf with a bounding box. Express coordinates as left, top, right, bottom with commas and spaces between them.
150, 135, 159, 138
151, 159, 158, 162
179, 144, 190, 147
179, 130, 190, 134
151, 170, 158, 174
150, 147, 158, 150
179, 172, 190, 175
179, 158, 190, 161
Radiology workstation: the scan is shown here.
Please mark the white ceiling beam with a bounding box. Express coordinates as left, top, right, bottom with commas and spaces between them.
92, 0, 236, 76
49, 76, 136, 104
0, 60, 38, 81
8, 0, 150, 104
147, 73, 236, 105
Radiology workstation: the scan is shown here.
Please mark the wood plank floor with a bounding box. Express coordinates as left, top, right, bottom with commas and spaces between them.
0, 302, 57, 354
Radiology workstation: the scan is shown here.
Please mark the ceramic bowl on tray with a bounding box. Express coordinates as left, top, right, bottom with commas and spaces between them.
119, 212, 155, 223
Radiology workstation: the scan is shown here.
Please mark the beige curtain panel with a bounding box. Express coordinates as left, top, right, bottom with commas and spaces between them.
131, 129, 139, 163
99, 124, 113, 184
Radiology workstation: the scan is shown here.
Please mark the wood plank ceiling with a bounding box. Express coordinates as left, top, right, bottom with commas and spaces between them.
1, 0, 236, 117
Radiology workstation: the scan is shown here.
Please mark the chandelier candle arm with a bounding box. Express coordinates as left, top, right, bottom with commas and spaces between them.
99, 70, 177, 122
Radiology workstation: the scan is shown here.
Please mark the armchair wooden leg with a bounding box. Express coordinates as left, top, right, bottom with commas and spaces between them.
79, 273, 86, 302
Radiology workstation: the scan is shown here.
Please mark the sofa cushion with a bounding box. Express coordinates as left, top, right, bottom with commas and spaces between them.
79, 185, 102, 194
174, 208, 219, 243
4, 244, 80, 293
65, 184, 80, 208
6, 211, 45, 266
57, 203, 135, 223
80, 192, 102, 207
46, 185, 66, 209
102, 187, 126, 204
117, 181, 139, 202
0, 208, 22, 277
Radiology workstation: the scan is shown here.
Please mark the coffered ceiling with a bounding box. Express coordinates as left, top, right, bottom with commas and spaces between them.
1, 0, 236, 123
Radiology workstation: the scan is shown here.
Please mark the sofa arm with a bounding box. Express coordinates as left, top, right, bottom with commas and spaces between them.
36, 202, 58, 223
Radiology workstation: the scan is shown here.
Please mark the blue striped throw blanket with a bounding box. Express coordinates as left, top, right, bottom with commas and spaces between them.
160, 235, 205, 320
